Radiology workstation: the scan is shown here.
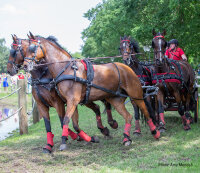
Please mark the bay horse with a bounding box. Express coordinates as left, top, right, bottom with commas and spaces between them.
120, 36, 157, 133
152, 29, 195, 130
23, 33, 160, 150
7, 35, 118, 153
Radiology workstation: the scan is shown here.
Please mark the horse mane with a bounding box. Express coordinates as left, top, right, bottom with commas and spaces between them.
130, 38, 140, 53
36, 35, 72, 56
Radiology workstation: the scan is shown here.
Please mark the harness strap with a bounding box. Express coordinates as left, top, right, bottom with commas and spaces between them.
34, 85, 51, 107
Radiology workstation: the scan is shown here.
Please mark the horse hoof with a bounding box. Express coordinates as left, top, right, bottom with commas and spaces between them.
184, 125, 191, 131
123, 140, 132, 146
42, 148, 52, 154
59, 144, 68, 151
109, 120, 118, 129
91, 136, 100, 143
133, 132, 142, 137
158, 126, 166, 133
100, 127, 110, 136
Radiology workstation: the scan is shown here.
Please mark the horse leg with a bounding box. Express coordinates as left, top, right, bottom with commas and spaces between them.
36, 104, 54, 154
175, 92, 191, 130
85, 102, 110, 136
132, 103, 141, 136
102, 100, 118, 129
106, 97, 132, 146
54, 101, 79, 141
71, 107, 100, 143
132, 99, 160, 139
185, 94, 194, 124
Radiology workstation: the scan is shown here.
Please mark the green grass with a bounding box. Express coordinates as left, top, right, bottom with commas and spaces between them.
0, 101, 200, 172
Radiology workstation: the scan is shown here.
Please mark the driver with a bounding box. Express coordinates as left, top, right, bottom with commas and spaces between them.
165, 39, 187, 61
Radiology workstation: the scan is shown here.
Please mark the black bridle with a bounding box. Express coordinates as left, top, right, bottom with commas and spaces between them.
152, 35, 167, 65
8, 39, 25, 70
24, 38, 46, 63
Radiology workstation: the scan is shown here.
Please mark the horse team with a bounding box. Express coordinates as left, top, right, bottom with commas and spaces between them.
7, 30, 196, 153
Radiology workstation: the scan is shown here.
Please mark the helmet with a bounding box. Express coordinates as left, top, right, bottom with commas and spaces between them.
168, 39, 178, 46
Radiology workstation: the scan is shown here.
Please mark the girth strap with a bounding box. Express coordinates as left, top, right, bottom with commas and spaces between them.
33, 85, 51, 107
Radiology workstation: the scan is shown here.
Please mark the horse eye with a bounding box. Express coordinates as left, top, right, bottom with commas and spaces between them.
29, 44, 36, 53
10, 48, 16, 57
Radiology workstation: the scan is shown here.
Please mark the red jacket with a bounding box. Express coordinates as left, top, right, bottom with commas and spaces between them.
165, 47, 185, 60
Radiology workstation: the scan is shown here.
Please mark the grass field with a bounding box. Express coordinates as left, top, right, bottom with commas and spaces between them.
0, 101, 200, 173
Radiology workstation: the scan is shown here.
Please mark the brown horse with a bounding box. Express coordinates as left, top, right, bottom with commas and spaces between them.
152, 29, 195, 130
7, 35, 118, 153
119, 36, 156, 134
23, 33, 160, 150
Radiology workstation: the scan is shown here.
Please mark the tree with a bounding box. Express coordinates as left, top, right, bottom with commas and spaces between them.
0, 38, 9, 73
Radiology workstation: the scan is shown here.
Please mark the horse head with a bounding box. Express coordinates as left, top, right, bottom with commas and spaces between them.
152, 29, 167, 66
120, 36, 139, 65
23, 32, 47, 72
7, 34, 29, 76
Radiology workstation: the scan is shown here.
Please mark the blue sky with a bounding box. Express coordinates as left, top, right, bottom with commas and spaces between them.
0, 0, 102, 53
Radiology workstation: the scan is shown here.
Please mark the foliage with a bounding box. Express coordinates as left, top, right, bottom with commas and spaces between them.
0, 38, 9, 73
82, 0, 200, 67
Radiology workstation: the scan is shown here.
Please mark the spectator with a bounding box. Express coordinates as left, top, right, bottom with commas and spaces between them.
3, 74, 9, 93
10, 75, 19, 91
18, 72, 25, 79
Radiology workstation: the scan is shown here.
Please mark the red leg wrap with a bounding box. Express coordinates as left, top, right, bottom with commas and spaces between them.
78, 130, 91, 142
124, 123, 131, 136
96, 115, 104, 129
159, 113, 165, 125
134, 120, 141, 133
147, 119, 156, 131
62, 125, 69, 137
47, 132, 54, 146
154, 130, 160, 139
68, 129, 78, 140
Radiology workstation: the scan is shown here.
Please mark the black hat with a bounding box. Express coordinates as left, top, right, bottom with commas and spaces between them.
168, 39, 178, 46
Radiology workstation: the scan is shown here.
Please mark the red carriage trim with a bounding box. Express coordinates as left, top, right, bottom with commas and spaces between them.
62, 125, 69, 137
78, 130, 91, 142
121, 40, 130, 43
68, 129, 78, 140
152, 79, 181, 84
137, 74, 148, 77
153, 72, 179, 76
154, 35, 164, 38
12, 43, 18, 46
47, 132, 54, 146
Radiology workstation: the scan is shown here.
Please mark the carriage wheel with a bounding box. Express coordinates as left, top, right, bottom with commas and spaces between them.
194, 90, 199, 123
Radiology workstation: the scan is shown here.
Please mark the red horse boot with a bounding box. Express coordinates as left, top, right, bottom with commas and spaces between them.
181, 115, 191, 130
133, 120, 141, 136
123, 123, 132, 146
158, 113, 166, 133
43, 132, 54, 154
147, 119, 160, 139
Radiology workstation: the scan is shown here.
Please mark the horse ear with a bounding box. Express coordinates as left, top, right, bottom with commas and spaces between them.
27, 34, 31, 39
29, 31, 35, 40
162, 29, 166, 36
152, 29, 156, 36
11, 34, 17, 43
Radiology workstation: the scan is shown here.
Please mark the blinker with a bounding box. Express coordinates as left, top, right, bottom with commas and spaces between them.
10, 48, 16, 57
29, 44, 36, 53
